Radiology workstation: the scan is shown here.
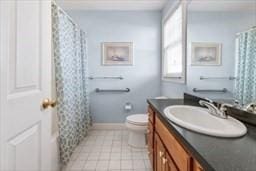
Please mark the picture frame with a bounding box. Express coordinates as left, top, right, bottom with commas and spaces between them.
102, 42, 133, 66
191, 42, 222, 66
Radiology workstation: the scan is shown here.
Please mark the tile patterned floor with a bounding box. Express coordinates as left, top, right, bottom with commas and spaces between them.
64, 129, 152, 171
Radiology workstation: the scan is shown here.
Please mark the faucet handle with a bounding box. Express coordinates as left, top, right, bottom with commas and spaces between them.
234, 100, 240, 105
243, 102, 256, 114
232, 99, 242, 109
220, 103, 232, 112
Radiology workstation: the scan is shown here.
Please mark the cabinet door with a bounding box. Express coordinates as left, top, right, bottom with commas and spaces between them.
148, 121, 154, 167
148, 106, 155, 123
148, 121, 154, 148
155, 133, 166, 171
164, 152, 179, 171
156, 116, 190, 171
193, 160, 203, 171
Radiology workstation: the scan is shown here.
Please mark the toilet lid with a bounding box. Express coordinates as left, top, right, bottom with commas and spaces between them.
126, 114, 148, 126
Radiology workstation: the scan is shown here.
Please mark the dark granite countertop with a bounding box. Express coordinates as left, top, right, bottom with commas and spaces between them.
147, 99, 256, 171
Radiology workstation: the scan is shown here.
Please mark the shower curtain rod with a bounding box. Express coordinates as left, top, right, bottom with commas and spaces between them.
236, 26, 256, 35
52, 1, 78, 28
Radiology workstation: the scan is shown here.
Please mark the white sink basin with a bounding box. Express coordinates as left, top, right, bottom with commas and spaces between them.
164, 105, 247, 138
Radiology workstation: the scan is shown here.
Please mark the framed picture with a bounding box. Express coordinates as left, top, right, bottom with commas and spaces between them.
102, 42, 133, 65
191, 42, 222, 66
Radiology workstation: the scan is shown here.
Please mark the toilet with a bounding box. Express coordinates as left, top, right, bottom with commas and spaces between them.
125, 96, 168, 148
125, 114, 148, 148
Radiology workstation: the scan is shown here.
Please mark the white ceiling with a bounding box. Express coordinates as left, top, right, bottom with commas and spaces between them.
57, 0, 169, 11
188, 0, 256, 11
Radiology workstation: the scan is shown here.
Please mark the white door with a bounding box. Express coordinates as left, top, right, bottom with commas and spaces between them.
0, 0, 53, 171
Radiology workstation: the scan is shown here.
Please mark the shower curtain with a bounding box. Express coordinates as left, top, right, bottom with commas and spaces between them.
52, 3, 90, 164
234, 28, 256, 105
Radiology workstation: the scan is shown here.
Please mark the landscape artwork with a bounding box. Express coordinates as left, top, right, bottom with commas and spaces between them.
102, 42, 133, 65
191, 42, 221, 66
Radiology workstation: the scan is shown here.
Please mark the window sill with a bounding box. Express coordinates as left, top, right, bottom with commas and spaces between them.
162, 76, 186, 84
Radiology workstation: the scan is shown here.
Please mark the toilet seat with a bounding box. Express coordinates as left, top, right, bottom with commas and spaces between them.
126, 114, 148, 126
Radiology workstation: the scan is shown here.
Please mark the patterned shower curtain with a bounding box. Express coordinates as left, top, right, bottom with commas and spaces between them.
52, 3, 90, 164
234, 28, 256, 105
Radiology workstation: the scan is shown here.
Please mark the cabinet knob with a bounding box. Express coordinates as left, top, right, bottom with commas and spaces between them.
162, 157, 167, 165
159, 151, 164, 158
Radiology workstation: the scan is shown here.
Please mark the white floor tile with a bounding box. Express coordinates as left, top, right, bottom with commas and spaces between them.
121, 153, 132, 160
144, 159, 152, 169
70, 152, 80, 161
66, 129, 149, 171
132, 152, 144, 159
103, 141, 112, 146
110, 152, 121, 160
71, 161, 85, 170
96, 160, 109, 170
87, 153, 100, 161
108, 160, 121, 170
111, 147, 121, 153
76, 153, 89, 161
121, 160, 133, 170
101, 147, 112, 152
99, 152, 110, 160
91, 147, 102, 152
83, 160, 97, 170
133, 159, 146, 169
85, 141, 95, 146
82, 147, 92, 153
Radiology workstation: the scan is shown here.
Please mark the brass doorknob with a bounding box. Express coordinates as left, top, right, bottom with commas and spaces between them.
42, 98, 57, 109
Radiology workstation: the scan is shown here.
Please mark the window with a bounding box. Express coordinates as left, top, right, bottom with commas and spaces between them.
162, 3, 186, 83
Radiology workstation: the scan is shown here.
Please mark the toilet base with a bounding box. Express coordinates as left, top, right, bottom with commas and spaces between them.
128, 131, 146, 148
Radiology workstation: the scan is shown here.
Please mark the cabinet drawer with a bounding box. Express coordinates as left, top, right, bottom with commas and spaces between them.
148, 106, 154, 123
156, 116, 191, 171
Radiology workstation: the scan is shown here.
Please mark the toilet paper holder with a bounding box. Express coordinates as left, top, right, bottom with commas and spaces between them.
124, 102, 133, 111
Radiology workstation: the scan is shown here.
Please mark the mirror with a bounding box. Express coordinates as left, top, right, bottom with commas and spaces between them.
186, 0, 256, 107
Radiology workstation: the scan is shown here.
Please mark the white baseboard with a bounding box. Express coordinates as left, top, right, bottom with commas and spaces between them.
51, 132, 60, 171
91, 123, 126, 130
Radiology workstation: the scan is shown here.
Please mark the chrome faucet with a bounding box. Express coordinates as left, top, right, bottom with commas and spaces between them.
199, 100, 229, 119
243, 102, 256, 114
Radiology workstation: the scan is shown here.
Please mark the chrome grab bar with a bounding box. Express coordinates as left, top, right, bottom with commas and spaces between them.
89, 76, 123, 80
200, 76, 236, 80
95, 88, 130, 93
193, 88, 227, 93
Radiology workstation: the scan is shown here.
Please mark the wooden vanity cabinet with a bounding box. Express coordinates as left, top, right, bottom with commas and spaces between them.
147, 105, 204, 171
